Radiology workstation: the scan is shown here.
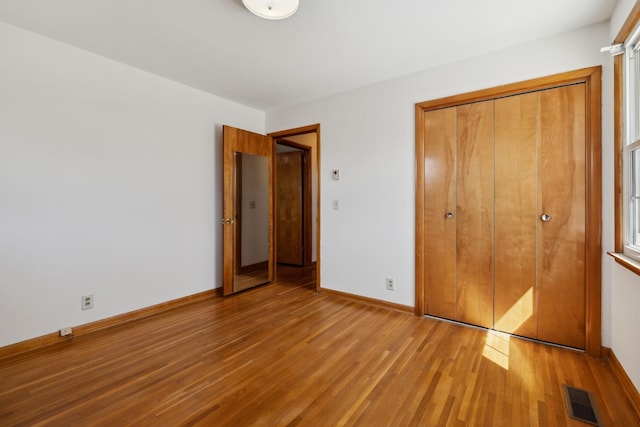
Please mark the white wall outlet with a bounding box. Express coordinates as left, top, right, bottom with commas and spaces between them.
81, 294, 94, 310
332, 199, 340, 210
60, 327, 72, 337
386, 277, 395, 290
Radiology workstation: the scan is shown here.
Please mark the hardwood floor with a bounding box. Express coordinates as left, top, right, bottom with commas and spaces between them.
1, 265, 638, 426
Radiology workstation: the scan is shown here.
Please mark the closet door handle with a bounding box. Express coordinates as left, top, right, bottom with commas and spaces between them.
540, 214, 551, 222
446, 212, 455, 219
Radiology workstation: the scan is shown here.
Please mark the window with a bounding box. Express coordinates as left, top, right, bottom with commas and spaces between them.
624, 24, 640, 260
611, 5, 640, 274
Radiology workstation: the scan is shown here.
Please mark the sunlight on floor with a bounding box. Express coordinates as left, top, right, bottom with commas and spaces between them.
482, 330, 511, 370
482, 286, 535, 370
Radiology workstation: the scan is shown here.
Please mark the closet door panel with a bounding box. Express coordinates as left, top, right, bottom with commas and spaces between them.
494, 93, 539, 338
537, 84, 586, 348
423, 107, 457, 319
456, 101, 495, 328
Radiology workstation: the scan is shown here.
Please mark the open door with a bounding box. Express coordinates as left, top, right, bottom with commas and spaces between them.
222, 125, 274, 296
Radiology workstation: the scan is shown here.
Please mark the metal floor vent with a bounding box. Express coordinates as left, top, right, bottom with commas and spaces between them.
562, 384, 604, 426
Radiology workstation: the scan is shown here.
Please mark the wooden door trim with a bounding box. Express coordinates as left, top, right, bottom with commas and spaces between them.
415, 67, 602, 356
269, 124, 321, 291
612, 4, 640, 253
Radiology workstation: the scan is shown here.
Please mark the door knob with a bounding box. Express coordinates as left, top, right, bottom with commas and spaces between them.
221, 218, 234, 224
540, 214, 551, 222
446, 212, 455, 219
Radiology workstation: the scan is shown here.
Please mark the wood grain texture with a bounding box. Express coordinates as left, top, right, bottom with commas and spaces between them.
223, 125, 274, 295
268, 124, 321, 290
614, 0, 640, 43
456, 101, 495, 329
0, 289, 218, 362
276, 151, 304, 265
416, 67, 601, 112
319, 287, 414, 314
612, 3, 640, 256
423, 107, 457, 319
494, 92, 538, 338
415, 106, 426, 316
614, 54, 625, 254
415, 66, 601, 355
1, 265, 637, 426
609, 251, 640, 276
613, 1, 640, 258
537, 85, 586, 349
584, 66, 602, 357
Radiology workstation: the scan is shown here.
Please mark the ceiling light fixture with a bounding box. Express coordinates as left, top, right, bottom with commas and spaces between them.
242, 0, 299, 20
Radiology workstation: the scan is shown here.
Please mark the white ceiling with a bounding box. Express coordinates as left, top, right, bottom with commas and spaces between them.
0, 0, 617, 111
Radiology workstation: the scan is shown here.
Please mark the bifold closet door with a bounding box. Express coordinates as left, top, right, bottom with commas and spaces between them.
537, 84, 586, 349
423, 107, 457, 320
456, 101, 494, 329
423, 101, 494, 328
421, 74, 595, 351
493, 92, 539, 338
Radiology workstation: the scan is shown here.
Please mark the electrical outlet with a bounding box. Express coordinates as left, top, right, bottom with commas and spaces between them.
81, 294, 94, 310
60, 327, 72, 337
386, 277, 394, 290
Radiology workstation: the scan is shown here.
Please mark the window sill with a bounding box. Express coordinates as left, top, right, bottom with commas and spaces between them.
608, 252, 640, 276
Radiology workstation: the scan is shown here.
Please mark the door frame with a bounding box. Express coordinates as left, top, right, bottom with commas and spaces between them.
269, 124, 321, 291
414, 67, 602, 356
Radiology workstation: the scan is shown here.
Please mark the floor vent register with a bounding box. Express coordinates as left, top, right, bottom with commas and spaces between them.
562, 384, 604, 426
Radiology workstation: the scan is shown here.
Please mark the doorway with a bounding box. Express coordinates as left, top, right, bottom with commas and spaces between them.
269, 125, 320, 291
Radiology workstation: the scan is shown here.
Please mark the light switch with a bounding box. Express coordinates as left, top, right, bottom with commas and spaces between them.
332, 169, 340, 180
332, 199, 340, 210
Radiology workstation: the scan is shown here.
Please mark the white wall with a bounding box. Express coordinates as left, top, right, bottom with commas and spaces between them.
606, 0, 640, 394
0, 21, 264, 347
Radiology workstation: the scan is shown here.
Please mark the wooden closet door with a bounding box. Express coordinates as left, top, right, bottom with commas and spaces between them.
537, 84, 586, 349
423, 107, 457, 319
456, 101, 495, 329
494, 93, 538, 338
276, 151, 304, 265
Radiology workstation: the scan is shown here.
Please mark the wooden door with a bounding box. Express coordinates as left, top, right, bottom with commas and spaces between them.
223, 125, 274, 296
423, 107, 457, 319
276, 151, 304, 265
422, 86, 587, 347
423, 101, 494, 328
494, 92, 539, 338
456, 101, 495, 329
417, 67, 601, 354
537, 84, 586, 348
